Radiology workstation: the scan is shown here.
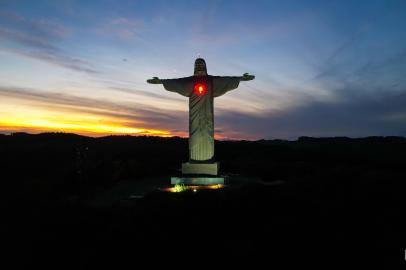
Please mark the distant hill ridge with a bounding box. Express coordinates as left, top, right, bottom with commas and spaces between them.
2, 131, 406, 143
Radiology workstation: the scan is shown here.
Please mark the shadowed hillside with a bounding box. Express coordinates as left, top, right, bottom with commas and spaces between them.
2, 133, 405, 267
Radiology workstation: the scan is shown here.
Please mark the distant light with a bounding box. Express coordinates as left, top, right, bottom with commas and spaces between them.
173, 184, 187, 192
160, 184, 225, 193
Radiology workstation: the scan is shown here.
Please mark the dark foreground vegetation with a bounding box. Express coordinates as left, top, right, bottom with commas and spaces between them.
1, 132, 405, 267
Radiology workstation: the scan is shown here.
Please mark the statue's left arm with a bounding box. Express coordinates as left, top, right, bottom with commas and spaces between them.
213, 73, 255, 97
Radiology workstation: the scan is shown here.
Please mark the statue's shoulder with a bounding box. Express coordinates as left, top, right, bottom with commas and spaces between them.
166, 76, 194, 81
208, 75, 223, 81
210, 75, 236, 79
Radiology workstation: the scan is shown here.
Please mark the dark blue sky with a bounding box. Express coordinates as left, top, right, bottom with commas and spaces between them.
1, 0, 406, 139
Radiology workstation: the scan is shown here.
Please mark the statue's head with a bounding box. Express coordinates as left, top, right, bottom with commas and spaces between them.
194, 58, 207, 76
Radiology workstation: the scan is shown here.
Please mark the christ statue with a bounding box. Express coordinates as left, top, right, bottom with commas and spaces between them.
147, 58, 254, 177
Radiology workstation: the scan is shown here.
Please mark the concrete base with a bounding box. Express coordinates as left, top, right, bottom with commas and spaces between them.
171, 177, 225, 186
182, 162, 219, 175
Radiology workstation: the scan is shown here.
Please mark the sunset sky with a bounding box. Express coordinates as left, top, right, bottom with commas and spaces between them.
1, 0, 406, 139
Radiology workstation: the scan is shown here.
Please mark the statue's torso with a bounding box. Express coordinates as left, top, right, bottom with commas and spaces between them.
189, 76, 215, 162
162, 75, 240, 162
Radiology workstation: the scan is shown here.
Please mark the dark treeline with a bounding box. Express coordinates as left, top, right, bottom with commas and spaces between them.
2, 132, 405, 267
2, 132, 405, 203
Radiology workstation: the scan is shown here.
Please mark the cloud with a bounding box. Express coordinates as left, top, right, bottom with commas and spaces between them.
224, 28, 402, 139
109, 86, 184, 102
215, 38, 406, 139
1, 47, 99, 74
0, 10, 70, 39
0, 27, 59, 51
0, 11, 99, 74
94, 17, 144, 41
216, 85, 406, 139
310, 36, 359, 82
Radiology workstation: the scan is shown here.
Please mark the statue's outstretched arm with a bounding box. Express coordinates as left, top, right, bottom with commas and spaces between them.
212, 73, 254, 97
147, 77, 163, 84
147, 76, 193, 97
240, 73, 255, 81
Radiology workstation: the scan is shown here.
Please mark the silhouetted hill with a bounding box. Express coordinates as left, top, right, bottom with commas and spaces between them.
2, 132, 405, 267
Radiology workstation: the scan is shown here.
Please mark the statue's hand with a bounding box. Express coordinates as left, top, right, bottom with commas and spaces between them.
147, 77, 163, 84
241, 73, 255, 81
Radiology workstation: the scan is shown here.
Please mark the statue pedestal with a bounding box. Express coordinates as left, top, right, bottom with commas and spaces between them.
171, 176, 225, 186
182, 162, 219, 175
170, 162, 224, 186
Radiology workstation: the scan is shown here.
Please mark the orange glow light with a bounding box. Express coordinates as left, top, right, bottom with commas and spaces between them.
161, 184, 225, 193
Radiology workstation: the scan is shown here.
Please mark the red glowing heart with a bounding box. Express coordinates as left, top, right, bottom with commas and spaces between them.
194, 83, 206, 95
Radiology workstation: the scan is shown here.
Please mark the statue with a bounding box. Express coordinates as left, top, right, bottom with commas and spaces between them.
147, 58, 254, 183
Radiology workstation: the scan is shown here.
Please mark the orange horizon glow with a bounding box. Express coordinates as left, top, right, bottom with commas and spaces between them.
0, 97, 249, 139
0, 120, 246, 139
0, 113, 249, 139
0, 113, 177, 137
0, 124, 173, 137
0, 122, 233, 139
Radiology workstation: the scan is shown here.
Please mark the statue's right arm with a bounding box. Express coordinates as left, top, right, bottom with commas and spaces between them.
148, 76, 193, 97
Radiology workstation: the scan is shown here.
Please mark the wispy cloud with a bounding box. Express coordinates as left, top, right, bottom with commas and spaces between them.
0, 27, 59, 51
217, 81, 406, 140
0, 10, 99, 74
109, 86, 184, 102
1, 47, 99, 74
93, 16, 144, 41
215, 32, 406, 139
0, 10, 71, 40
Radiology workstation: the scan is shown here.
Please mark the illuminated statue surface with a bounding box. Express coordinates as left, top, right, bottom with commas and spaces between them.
147, 58, 254, 176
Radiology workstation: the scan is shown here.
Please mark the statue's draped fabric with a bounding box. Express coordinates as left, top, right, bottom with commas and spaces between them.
163, 75, 240, 162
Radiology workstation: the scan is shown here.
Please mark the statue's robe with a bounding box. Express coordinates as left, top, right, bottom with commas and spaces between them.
162, 75, 240, 162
